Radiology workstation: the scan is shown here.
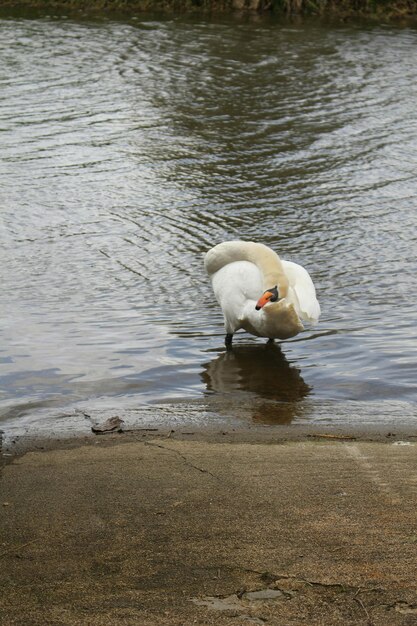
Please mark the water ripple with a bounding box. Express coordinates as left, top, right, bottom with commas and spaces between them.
1, 13, 417, 432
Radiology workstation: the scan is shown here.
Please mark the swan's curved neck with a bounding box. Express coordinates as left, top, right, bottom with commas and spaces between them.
205, 241, 289, 298
248, 242, 289, 298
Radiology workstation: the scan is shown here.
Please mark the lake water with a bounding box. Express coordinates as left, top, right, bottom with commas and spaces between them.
1, 10, 417, 439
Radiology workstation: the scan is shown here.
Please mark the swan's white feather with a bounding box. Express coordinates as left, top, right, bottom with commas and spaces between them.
281, 260, 321, 324
205, 241, 320, 340
211, 261, 263, 334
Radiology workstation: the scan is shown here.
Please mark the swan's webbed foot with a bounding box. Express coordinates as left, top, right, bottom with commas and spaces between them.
267, 338, 275, 344
225, 333, 233, 350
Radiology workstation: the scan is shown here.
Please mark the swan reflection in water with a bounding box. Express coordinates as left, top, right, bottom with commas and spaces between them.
200, 343, 311, 425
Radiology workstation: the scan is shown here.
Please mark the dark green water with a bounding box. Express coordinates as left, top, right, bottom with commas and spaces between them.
1, 11, 417, 438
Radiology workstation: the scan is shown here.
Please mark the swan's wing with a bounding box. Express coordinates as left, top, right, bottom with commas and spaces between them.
281, 260, 321, 324
211, 261, 263, 333
211, 261, 263, 303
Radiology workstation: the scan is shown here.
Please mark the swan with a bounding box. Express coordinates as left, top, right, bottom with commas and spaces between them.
204, 240, 320, 347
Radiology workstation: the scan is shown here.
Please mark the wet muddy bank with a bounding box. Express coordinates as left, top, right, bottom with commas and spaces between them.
2, 417, 417, 464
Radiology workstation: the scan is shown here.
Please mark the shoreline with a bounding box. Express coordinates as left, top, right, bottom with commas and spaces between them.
2, 418, 417, 463
2, 392, 416, 462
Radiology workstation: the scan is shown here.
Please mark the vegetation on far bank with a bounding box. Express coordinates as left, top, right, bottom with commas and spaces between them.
0, 0, 416, 18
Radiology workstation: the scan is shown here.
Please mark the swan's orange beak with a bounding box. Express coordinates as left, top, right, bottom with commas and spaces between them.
255, 291, 274, 311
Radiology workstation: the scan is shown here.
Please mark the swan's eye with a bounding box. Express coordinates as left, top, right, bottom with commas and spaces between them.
268, 286, 279, 302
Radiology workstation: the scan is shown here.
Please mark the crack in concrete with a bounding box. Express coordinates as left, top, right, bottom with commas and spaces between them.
353, 596, 373, 626
386, 601, 417, 615
190, 561, 416, 626
206, 565, 416, 625
144, 441, 219, 480
238, 567, 386, 596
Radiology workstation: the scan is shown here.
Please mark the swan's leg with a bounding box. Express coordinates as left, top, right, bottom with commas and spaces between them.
267, 338, 275, 344
225, 333, 233, 350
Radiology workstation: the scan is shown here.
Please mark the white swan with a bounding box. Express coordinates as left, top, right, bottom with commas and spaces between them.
204, 241, 320, 347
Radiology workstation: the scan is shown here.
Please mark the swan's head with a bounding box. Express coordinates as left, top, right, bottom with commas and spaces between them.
255, 286, 279, 310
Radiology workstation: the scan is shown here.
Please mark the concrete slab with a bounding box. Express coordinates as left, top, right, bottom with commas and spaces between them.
0, 438, 416, 625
